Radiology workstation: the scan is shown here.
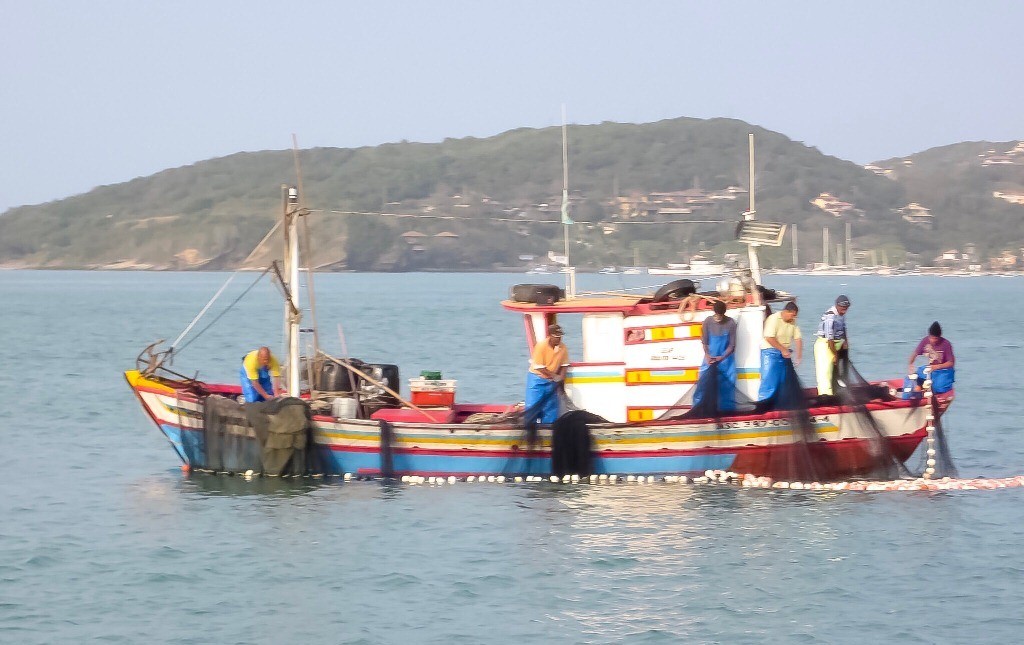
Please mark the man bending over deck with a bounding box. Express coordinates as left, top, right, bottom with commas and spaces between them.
525, 324, 570, 424
908, 321, 955, 394
240, 346, 283, 403
759, 302, 802, 401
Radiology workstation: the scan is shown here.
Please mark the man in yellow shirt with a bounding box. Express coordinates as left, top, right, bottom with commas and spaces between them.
758, 302, 803, 401
525, 324, 570, 424
240, 346, 283, 403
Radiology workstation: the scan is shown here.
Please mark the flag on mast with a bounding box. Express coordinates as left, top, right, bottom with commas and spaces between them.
561, 189, 573, 225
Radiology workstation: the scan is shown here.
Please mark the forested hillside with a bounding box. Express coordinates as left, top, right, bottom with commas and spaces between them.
0, 116, 1018, 270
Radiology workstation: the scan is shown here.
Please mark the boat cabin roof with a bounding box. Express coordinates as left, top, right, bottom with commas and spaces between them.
501, 290, 794, 316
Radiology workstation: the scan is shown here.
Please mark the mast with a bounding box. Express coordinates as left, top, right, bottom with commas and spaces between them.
823, 227, 830, 266
561, 105, 575, 298
284, 186, 301, 396
745, 133, 762, 283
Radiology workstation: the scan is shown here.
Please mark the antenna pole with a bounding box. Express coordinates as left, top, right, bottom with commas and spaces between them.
292, 134, 320, 357
284, 186, 301, 397
561, 105, 575, 298
745, 133, 762, 284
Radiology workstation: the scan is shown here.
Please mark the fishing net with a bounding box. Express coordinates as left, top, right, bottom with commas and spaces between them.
830, 350, 907, 480
476, 382, 603, 477
924, 401, 958, 478
550, 410, 605, 477
662, 359, 824, 481
185, 395, 323, 476
904, 374, 958, 479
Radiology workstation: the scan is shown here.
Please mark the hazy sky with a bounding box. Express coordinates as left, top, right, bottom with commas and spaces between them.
2, 1, 1021, 213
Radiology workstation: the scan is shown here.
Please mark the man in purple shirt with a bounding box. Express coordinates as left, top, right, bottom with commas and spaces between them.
908, 321, 955, 393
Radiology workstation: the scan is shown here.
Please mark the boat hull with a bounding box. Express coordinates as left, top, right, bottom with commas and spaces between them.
127, 371, 945, 480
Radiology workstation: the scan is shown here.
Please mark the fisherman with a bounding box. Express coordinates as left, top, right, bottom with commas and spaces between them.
908, 321, 955, 393
758, 302, 802, 401
525, 324, 570, 424
694, 300, 738, 411
814, 295, 850, 398
240, 346, 283, 403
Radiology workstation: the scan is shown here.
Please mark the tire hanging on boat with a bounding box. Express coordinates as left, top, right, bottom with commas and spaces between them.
652, 279, 698, 303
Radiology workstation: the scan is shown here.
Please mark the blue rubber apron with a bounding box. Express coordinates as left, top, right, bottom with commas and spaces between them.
240, 363, 274, 403
525, 372, 560, 424
917, 365, 955, 394
694, 329, 737, 412
758, 348, 787, 401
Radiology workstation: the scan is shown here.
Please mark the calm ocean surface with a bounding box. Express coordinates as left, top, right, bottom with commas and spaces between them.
2, 270, 1023, 644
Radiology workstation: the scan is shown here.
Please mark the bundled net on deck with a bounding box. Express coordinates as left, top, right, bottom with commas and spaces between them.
183, 395, 323, 476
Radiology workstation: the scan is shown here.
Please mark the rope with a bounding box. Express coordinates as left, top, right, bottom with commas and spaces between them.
174, 266, 272, 354
676, 294, 703, 322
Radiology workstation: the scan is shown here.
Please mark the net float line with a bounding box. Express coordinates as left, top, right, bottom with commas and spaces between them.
183, 468, 1024, 492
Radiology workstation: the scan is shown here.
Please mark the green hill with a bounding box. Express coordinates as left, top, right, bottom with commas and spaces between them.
2, 116, 1013, 271
872, 141, 1024, 261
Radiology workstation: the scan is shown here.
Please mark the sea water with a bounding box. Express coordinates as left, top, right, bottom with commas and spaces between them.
1, 270, 1023, 643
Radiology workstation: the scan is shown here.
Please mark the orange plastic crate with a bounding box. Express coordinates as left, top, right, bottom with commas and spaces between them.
410, 390, 456, 407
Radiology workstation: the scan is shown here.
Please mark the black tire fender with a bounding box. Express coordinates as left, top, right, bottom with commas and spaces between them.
652, 279, 697, 302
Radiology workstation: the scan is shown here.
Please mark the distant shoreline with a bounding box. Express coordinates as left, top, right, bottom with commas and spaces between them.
2, 264, 1021, 278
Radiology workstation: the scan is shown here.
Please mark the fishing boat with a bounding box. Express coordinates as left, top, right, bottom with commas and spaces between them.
125, 136, 952, 481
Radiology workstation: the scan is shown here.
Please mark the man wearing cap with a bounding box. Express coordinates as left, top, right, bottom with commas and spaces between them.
525, 324, 570, 424
908, 321, 955, 394
814, 295, 851, 398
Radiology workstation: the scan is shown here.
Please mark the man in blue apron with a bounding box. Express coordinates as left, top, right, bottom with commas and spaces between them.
759, 302, 802, 401
525, 324, 570, 424
240, 346, 283, 403
694, 300, 738, 411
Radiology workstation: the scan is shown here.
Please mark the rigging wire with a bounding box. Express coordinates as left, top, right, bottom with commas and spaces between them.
170, 272, 238, 349
173, 265, 272, 355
